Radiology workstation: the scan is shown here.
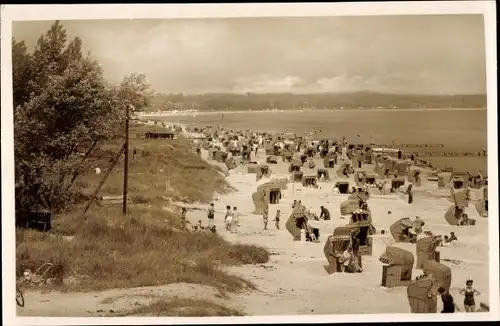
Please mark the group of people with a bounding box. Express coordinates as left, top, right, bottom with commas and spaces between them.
438, 279, 482, 313
399, 215, 425, 243
184, 203, 241, 233
190, 126, 485, 314
223, 204, 241, 233
204, 202, 282, 233
442, 231, 458, 246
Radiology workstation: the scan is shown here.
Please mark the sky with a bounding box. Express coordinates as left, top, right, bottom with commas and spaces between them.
12, 15, 487, 95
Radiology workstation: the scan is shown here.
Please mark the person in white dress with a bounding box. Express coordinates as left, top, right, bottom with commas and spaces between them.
231, 207, 240, 233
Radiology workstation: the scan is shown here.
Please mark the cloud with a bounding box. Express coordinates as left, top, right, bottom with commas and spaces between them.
231, 74, 390, 94
13, 15, 486, 94
232, 75, 305, 93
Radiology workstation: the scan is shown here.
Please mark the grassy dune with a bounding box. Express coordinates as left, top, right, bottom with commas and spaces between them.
16, 124, 269, 295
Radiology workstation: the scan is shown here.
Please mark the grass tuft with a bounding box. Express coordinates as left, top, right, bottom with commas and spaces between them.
111, 298, 244, 317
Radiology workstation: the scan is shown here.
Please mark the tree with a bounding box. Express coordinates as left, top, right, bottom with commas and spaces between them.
12, 39, 33, 110
13, 21, 123, 212
118, 72, 153, 113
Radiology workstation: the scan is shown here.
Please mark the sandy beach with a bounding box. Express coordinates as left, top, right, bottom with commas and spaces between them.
17, 124, 490, 317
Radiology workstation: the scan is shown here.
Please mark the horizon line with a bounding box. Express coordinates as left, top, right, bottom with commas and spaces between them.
151, 91, 487, 97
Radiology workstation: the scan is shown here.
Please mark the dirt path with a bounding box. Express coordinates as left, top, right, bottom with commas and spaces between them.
17, 282, 237, 317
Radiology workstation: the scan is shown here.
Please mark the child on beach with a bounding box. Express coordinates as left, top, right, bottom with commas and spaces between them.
225, 205, 232, 231
274, 209, 281, 230
413, 216, 425, 235
231, 206, 240, 233
193, 220, 203, 231
224, 205, 231, 225
262, 204, 269, 230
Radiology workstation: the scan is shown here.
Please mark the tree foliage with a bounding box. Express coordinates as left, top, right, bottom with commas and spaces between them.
118, 72, 152, 113
13, 21, 150, 212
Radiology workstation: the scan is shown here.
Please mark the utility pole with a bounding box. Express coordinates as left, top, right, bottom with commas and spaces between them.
81, 143, 126, 215
123, 104, 131, 215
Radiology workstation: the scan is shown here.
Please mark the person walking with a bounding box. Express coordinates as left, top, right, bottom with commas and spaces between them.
459, 279, 481, 312
207, 203, 215, 228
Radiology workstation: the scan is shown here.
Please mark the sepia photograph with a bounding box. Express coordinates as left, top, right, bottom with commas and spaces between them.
1, 2, 498, 325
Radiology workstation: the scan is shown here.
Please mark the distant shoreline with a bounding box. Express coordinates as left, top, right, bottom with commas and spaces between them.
137, 107, 487, 118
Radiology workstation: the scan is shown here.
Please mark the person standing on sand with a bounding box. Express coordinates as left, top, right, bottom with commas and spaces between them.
459, 280, 481, 312
207, 203, 215, 228
332, 151, 338, 165
274, 209, 281, 230
377, 181, 386, 195
262, 202, 269, 230
413, 216, 425, 235
438, 287, 459, 313
407, 183, 414, 204
181, 207, 187, 231
224, 205, 232, 230
231, 206, 240, 233
225, 211, 233, 232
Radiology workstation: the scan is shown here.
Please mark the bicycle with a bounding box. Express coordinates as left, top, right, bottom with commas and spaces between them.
16, 286, 24, 307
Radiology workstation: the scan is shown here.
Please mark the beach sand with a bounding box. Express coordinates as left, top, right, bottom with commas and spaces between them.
17, 126, 489, 317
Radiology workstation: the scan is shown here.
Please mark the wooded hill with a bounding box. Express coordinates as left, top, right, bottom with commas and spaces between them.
147, 91, 486, 112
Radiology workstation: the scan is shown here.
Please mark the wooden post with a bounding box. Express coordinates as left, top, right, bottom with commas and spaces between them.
123, 104, 131, 215
82, 143, 126, 215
